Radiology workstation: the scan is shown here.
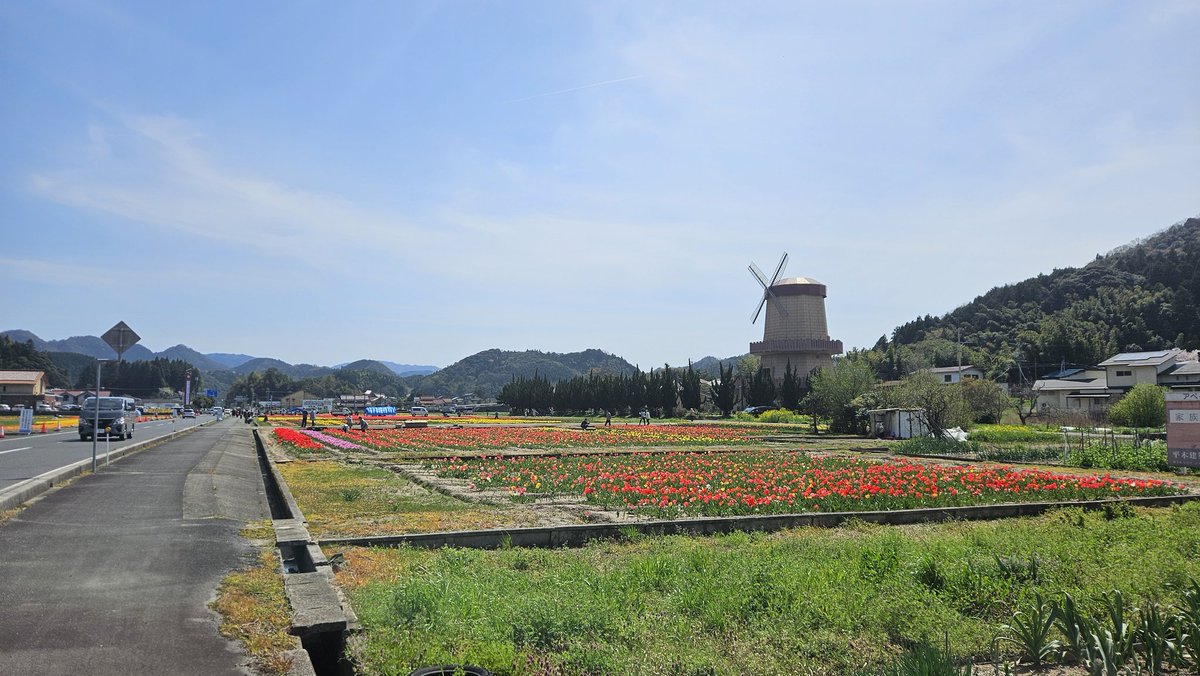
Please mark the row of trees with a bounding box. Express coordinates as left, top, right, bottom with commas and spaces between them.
498, 363, 706, 416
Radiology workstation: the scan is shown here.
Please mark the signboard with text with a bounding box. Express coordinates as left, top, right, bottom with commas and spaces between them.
1166, 392, 1200, 468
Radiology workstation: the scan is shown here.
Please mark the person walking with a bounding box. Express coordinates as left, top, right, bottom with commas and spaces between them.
604, 410, 612, 427
300, 409, 308, 429
358, 415, 367, 432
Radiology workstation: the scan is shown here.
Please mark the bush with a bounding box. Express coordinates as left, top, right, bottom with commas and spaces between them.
1109, 383, 1166, 428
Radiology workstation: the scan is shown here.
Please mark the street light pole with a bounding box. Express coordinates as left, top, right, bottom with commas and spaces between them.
91, 359, 108, 472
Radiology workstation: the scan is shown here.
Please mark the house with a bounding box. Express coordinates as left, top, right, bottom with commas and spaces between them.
1032, 373, 1109, 412
1159, 360, 1200, 391
1034, 350, 1200, 412
925, 365, 984, 384
281, 390, 320, 408
1099, 349, 1187, 393
0, 370, 47, 407
866, 408, 930, 439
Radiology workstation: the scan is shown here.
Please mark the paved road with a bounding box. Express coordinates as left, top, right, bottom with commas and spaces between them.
0, 419, 270, 675
0, 415, 211, 492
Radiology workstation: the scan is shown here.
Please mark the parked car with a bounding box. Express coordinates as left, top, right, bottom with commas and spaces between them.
182, 408, 196, 418
410, 406, 429, 416
0, 404, 10, 412
743, 406, 775, 416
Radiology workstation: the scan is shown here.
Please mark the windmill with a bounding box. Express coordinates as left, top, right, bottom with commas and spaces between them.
745, 252, 843, 390
749, 252, 789, 324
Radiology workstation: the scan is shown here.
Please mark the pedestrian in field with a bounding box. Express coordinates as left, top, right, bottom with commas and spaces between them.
604, 411, 612, 427
641, 408, 651, 425
301, 409, 308, 428
581, 418, 590, 430
358, 415, 367, 432
345, 413, 353, 430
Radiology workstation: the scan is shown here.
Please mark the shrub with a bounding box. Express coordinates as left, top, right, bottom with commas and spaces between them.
1108, 383, 1166, 428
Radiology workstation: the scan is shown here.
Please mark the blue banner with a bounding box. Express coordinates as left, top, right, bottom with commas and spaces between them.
365, 406, 396, 416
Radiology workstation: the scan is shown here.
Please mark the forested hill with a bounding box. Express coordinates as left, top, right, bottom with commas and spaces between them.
878, 216, 1200, 380
407, 348, 638, 398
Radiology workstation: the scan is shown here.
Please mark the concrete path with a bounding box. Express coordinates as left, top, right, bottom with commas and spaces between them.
0, 420, 270, 675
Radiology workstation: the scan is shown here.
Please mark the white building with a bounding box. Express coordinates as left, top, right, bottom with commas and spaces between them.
925, 365, 984, 384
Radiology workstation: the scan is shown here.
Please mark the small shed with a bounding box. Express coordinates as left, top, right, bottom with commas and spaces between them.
866, 408, 929, 439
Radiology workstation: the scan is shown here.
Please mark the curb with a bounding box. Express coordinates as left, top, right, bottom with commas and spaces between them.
0, 420, 213, 513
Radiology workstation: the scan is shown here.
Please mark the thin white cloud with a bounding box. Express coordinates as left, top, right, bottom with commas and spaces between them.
29, 114, 430, 278
501, 75, 645, 104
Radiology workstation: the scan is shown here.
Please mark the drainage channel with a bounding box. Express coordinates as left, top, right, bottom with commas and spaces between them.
253, 429, 354, 676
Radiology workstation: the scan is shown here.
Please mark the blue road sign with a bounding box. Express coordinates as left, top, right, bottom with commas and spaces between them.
205, 389, 218, 397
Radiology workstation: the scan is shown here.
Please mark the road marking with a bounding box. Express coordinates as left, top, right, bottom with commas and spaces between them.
0, 447, 33, 456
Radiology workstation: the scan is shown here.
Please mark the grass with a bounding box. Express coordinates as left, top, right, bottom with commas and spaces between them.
209, 546, 299, 675
277, 460, 550, 538
338, 502, 1200, 675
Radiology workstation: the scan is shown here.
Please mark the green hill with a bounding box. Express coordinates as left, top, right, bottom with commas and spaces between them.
408, 348, 638, 398
878, 216, 1200, 380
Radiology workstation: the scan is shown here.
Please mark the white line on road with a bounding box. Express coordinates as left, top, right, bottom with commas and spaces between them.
0, 447, 33, 456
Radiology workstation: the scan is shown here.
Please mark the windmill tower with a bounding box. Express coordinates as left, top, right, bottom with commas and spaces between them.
749, 253, 843, 388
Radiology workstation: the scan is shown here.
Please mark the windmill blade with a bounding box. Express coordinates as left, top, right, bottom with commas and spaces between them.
769, 253, 789, 286
768, 290, 789, 317
751, 294, 768, 324
748, 263, 769, 289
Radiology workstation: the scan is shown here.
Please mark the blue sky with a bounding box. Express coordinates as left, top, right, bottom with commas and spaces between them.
2, 1, 1198, 369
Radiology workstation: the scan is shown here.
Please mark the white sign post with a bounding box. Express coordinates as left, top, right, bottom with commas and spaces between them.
18, 408, 33, 435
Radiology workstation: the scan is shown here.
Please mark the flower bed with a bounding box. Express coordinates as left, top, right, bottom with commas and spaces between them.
272, 427, 323, 452
320, 424, 759, 454
432, 451, 1185, 517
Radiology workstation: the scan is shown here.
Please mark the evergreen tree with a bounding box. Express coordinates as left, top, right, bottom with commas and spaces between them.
680, 360, 703, 411
710, 362, 737, 417
779, 360, 800, 411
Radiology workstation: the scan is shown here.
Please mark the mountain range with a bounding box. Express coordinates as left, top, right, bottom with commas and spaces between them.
9, 214, 1195, 396
0, 330, 438, 378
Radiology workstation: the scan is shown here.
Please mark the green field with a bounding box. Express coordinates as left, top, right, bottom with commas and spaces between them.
336, 503, 1200, 675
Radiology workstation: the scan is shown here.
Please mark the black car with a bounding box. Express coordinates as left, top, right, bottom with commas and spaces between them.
743, 406, 775, 416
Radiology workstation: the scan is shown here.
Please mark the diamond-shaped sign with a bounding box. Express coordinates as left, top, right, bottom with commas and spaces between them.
101, 321, 140, 359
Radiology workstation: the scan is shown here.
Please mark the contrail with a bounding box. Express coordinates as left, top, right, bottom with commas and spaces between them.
502, 75, 644, 104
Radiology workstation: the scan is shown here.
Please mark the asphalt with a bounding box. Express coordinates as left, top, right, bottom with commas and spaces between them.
0, 419, 270, 675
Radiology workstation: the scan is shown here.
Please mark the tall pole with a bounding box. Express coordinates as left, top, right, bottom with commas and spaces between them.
91, 359, 106, 472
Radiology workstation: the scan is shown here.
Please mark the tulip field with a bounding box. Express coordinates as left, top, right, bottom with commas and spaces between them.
273, 423, 762, 456
431, 450, 1184, 517
259, 419, 1200, 675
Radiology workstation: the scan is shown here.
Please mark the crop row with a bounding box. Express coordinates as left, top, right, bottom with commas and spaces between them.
431, 451, 1184, 517
311, 424, 760, 454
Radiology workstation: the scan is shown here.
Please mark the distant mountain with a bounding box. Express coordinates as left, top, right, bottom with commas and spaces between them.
882, 215, 1200, 380
334, 359, 439, 377
407, 348, 637, 398
339, 359, 398, 376
0, 330, 157, 361
157, 344, 228, 372
690, 355, 744, 378
379, 360, 438, 377
205, 352, 257, 368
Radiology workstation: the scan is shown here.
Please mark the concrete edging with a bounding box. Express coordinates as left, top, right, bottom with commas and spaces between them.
251, 429, 351, 675
316, 493, 1200, 551
0, 421, 213, 513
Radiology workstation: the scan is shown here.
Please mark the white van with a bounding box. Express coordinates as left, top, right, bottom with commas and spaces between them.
410, 406, 429, 416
